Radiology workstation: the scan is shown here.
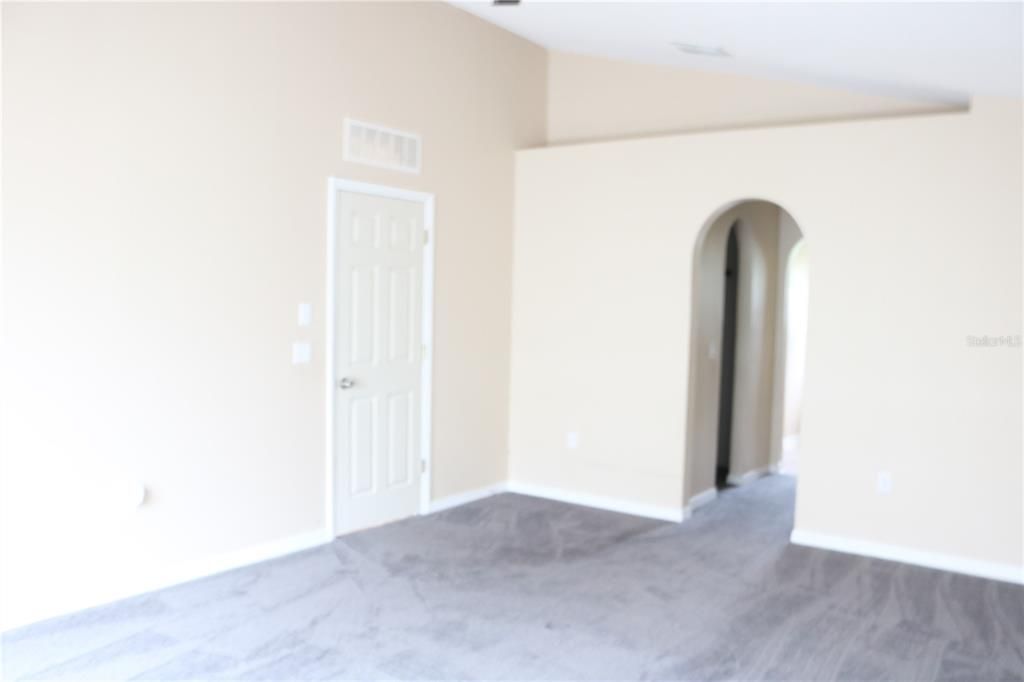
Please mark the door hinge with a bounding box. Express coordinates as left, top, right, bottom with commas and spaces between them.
421, 460, 427, 473
422, 229, 429, 246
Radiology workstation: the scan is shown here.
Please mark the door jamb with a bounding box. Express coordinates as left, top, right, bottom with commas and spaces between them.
325, 177, 436, 539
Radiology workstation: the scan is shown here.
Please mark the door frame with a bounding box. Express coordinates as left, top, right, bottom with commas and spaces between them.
325, 177, 435, 538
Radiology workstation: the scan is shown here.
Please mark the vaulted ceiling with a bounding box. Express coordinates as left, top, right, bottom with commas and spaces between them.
454, 1, 1023, 104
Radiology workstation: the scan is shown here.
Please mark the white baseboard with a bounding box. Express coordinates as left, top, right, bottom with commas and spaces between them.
427, 483, 507, 513
506, 481, 684, 523
2, 528, 331, 633
770, 462, 797, 476
727, 467, 769, 487
686, 487, 718, 514
790, 529, 1024, 585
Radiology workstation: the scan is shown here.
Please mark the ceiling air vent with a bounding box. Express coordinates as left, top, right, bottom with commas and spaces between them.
344, 118, 421, 174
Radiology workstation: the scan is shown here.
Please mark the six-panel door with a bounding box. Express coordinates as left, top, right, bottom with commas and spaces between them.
334, 190, 424, 534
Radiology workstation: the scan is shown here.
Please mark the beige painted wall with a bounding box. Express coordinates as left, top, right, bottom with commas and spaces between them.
0, 1, 545, 629
685, 201, 782, 499
768, 212, 806, 468
546, 51, 955, 145
510, 98, 1022, 571
729, 213, 781, 482
783, 243, 810, 439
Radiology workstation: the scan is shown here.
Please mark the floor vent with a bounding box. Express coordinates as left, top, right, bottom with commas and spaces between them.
344, 119, 421, 174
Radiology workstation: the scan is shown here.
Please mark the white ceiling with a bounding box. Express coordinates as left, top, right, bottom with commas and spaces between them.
453, 1, 1023, 104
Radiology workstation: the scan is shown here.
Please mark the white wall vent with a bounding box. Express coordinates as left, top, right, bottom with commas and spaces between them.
344, 118, 421, 174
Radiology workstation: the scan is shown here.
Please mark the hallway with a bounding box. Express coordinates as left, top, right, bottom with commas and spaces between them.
4, 476, 1022, 680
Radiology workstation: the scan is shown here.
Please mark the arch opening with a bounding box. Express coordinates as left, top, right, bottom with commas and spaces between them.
684, 200, 808, 525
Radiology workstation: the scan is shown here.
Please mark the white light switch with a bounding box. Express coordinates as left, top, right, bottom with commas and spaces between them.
876, 471, 893, 496
297, 303, 312, 327
129, 481, 147, 509
566, 431, 579, 449
292, 342, 311, 365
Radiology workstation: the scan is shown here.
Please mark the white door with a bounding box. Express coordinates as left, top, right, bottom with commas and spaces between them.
333, 186, 427, 534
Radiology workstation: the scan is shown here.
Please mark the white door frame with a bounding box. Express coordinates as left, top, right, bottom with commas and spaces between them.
325, 177, 435, 538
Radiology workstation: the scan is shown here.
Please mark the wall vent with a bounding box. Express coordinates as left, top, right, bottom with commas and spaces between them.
344, 119, 421, 174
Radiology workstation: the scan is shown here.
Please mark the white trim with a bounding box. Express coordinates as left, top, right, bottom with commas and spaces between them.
325, 178, 435, 538
769, 464, 797, 477
727, 467, 770, 487
506, 481, 685, 523
325, 181, 337, 538
1, 529, 330, 633
427, 483, 508, 514
791, 529, 1024, 585
419, 194, 436, 516
686, 487, 718, 514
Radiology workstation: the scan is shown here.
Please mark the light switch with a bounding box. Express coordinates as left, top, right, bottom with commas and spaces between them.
292, 342, 311, 365
566, 431, 580, 449
297, 303, 312, 327
129, 481, 147, 509
876, 471, 893, 496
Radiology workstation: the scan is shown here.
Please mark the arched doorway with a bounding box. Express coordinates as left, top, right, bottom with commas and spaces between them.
684, 200, 808, 519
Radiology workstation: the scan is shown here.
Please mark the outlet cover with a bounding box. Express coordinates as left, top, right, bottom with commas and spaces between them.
297, 303, 312, 327
292, 342, 312, 365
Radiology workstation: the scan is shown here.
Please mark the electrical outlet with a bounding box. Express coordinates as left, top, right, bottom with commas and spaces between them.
876, 471, 893, 496
297, 302, 312, 327
292, 342, 311, 365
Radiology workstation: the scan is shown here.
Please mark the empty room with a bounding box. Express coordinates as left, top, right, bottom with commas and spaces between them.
1, 1, 1022, 680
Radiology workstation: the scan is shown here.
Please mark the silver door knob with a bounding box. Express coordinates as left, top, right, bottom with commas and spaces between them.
338, 377, 355, 390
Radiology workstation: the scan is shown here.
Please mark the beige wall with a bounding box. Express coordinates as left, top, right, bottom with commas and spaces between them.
0, 1, 545, 629
783, 242, 809, 439
769, 212, 806, 467
729, 213, 781, 482
511, 98, 1022, 571
546, 51, 955, 145
685, 201, 783, 499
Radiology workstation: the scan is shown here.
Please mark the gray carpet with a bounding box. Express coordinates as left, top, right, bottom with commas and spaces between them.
3, 475, 1022, 680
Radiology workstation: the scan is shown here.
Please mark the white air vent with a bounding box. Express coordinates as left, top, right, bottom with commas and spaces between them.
344, 118, 421, 174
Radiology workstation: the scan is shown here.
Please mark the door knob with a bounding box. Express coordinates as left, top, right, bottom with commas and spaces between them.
338, 377, 356, 390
